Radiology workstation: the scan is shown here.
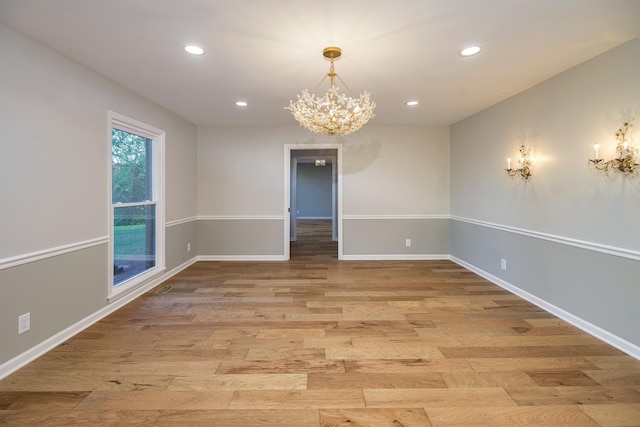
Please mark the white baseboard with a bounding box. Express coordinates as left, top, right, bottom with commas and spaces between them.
450, 255, 640, 361
197, 255, 287, 261
0, 256, 198, 381
342, 254, 449, 261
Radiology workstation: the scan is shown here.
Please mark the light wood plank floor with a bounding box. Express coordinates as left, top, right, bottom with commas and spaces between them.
1, 220, 639, 426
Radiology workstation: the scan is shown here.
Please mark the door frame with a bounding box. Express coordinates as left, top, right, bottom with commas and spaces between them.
284, 143, 343, 260
290, 155, 337, 242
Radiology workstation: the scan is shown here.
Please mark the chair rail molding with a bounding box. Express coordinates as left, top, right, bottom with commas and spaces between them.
451, 216, 639, 261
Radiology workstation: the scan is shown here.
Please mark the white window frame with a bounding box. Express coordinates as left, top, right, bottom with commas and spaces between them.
108, 111, 165, 300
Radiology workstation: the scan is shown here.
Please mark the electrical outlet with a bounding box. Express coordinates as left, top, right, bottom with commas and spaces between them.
18, 312, 30, 334
405, 239, 412, 247
501, 258, 507, 270
187, 242, 191, 252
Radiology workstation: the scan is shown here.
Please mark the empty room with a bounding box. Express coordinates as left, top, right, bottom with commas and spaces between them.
1, 1, 639, 426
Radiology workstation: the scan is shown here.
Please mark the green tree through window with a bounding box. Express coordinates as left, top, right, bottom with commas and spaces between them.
112, 129, 151, 205
112, 128, 156, 286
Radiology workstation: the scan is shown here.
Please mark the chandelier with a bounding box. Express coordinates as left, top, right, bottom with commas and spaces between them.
287, 46, 375, 136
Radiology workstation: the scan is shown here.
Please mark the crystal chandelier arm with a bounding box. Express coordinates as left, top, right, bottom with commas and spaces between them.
590, 158, 614, 172
335, 74, 356, 96
311, 73, 329, 93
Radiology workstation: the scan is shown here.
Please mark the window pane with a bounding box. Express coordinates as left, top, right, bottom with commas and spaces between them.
112, 129, 153, 204
113, 204, 156, 286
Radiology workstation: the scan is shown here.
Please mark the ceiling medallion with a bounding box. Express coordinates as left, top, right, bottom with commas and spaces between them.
287, 46, 375, 136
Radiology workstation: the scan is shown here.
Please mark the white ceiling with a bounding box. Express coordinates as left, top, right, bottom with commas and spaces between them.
1, 0, 639, 127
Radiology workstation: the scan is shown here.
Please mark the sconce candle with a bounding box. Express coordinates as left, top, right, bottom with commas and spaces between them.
589, 121, 638, 175
505, 145, 532, 180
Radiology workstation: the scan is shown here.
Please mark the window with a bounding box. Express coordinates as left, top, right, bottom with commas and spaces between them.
109, 112, 164, 298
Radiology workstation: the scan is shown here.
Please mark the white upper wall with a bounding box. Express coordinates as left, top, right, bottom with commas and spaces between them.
451, 38, 640, 251
342, 126, 450, 216
197, 125, 450, 217
0, 23, 197, 259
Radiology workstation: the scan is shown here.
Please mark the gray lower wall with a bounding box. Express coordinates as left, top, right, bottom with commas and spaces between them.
0, 244, 108, 363
166, 221, 198, 269
195, 218, 450, 259
198, 219, 284, 257
450, 219, 640, 347
343, 218, 449, 257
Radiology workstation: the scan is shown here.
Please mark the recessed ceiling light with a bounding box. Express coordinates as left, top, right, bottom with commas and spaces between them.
184, 45, 205, 55
235, 101, 248, 107
405, 100, 419, 106
459, 45, 481, 57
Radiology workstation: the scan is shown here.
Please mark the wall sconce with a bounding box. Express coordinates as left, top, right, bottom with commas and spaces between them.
589, 121, 638, 175
505, 145, 532, 180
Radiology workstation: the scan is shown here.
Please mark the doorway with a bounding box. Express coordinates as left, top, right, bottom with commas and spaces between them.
284, 144, 342, 260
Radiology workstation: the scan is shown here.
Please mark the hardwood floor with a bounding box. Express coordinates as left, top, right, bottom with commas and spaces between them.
1, 220, 638, 426
291, 219, 338, 259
